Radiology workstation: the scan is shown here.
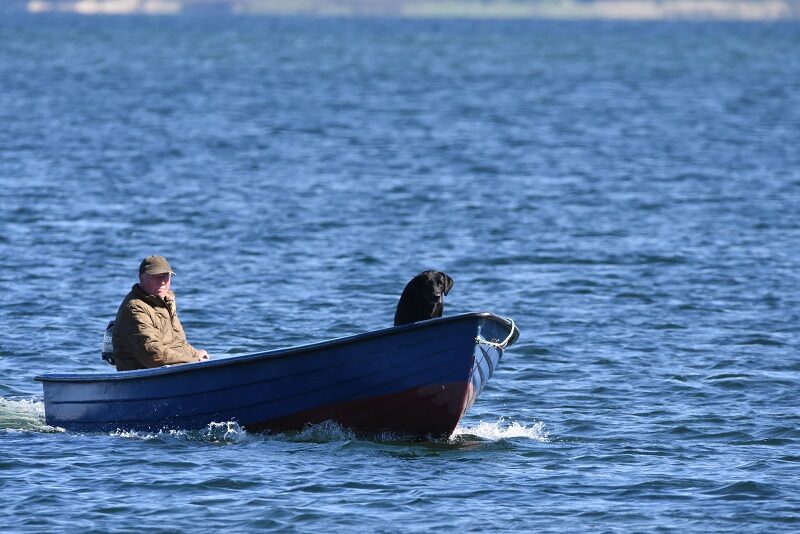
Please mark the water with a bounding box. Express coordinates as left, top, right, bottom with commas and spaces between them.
1, 14, 799, 532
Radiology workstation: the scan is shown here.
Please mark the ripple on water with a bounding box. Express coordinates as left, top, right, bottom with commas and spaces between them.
703, 481, 782, 501
704, 373, 755, 390
1, 18, 799, 533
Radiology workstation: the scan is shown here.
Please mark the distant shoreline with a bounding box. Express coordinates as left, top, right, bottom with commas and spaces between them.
23, 0, 800, 21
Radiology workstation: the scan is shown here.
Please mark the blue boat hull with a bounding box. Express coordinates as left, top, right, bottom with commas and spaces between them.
36, 313, 519, 438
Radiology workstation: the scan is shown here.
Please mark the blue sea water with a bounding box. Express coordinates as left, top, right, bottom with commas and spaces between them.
1, 13, 799, 532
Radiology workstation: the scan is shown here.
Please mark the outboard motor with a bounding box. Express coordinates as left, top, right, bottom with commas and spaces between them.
101, 320, 115, 366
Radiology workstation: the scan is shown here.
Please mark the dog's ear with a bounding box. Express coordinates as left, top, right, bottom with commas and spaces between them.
441, 273, 454, 295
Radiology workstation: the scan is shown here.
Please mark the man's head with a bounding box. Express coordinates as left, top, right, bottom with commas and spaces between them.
138, 255, 175, 298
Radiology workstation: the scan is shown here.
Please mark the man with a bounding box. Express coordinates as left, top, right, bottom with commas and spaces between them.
112, 255, 209, 371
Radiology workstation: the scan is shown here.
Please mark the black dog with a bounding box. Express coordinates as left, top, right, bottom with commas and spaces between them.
394, 270, 454, 326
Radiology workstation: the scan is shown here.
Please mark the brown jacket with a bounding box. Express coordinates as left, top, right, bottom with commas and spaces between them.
112, 284, 202, 371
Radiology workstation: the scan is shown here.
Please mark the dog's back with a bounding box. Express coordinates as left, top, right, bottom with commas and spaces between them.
394, 270, 454, 326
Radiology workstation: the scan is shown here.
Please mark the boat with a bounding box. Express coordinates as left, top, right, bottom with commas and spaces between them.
36, 312, 519, 439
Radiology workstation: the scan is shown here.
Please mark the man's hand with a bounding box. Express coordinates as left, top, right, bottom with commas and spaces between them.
196, 349, 210, 361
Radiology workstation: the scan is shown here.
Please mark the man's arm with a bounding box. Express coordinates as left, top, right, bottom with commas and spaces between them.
166, 304, 209, 362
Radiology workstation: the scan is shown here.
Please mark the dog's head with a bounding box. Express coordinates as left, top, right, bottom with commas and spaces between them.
394, 270, 455, 326
410, 270, 454, 306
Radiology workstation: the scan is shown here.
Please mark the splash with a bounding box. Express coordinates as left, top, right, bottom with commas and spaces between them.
4, 407, 548, 446
0, 397, 62, 433
111, 427, 187, 441
170, 419, 550, 444
110, 419, 359, 444
451, 418, 549, 442
111, 421, 251, 444
288, 420, 358, 442
202, 421, 250, 443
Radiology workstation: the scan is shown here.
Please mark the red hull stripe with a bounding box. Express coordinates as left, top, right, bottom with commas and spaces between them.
245, 381, 471, 438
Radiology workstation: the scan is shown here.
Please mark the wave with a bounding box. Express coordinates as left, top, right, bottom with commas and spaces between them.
703, 480, 781, 500
452, 418, 549, 442
111, 421, 370, 444
109, 419, 550, 445
1, 399, 548, 446
0, 397, 61, 433
111, 421, 252, 444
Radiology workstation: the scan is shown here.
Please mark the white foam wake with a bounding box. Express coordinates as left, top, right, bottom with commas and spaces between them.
0, 397, 61, 432
111, 420, 360, 444
111, 418, 549, 444
112, 421, 251, 443
452, 418, 549, 442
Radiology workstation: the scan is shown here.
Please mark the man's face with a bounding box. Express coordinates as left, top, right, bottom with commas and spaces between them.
139, 272, 171, 298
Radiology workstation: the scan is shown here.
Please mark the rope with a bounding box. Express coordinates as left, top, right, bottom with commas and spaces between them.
475, 319, 516, 350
